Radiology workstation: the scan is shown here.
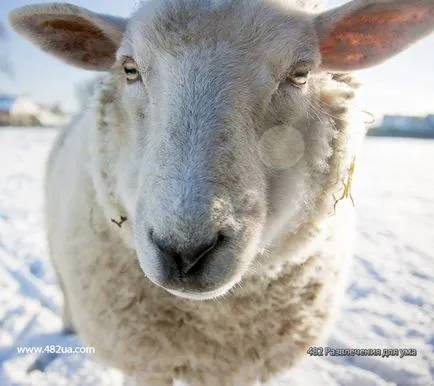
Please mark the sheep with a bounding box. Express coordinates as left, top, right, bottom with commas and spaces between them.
9, 0, 434, 385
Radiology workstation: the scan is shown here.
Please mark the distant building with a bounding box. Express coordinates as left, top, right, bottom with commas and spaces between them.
0, 95, 39, 126
382, 115, 434, 133
426, 114, 434, 128
368, 114, 434, 138
0, 94, 70, 127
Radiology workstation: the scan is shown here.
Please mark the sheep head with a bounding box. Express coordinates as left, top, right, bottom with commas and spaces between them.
10, 0, 434, 300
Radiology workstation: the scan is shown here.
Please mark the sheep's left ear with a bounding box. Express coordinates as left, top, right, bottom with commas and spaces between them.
315, 0, 434, 71
9, 3, 127, 71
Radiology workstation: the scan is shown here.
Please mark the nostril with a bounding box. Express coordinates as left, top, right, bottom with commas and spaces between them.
216, 232, 226, 246
149, 228, 169, 255
149, 228, 176, 256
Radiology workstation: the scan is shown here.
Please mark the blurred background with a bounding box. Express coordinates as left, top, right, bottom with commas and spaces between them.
0, 1, 433, 386
1, 0, 434, 130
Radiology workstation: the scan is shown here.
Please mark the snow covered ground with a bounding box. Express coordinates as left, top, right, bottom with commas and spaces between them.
0, 128, 433, 386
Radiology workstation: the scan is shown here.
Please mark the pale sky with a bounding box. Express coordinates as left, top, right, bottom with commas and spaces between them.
1, 0, 434, 118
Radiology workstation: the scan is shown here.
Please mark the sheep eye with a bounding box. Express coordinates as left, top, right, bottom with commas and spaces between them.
287, 64, 311, 88
122, 59, 141, 84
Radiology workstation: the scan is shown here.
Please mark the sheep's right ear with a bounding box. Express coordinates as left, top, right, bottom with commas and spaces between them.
315, 0, 434, 71
9, 3, 127, 71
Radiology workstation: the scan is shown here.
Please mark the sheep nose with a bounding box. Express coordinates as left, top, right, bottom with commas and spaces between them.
150, 231, 223, 275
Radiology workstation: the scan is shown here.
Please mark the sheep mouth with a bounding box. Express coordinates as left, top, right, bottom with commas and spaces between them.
143, 258, 244, 300
165, 279, 241, 300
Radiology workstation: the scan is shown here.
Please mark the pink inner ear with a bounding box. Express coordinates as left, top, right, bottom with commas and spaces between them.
320, 5, 434, 70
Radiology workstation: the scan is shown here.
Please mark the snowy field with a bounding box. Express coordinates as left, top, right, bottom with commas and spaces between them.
0, 128, 433, 386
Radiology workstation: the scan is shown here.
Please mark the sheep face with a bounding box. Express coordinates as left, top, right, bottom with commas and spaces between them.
119, 2, 320, 299
10, 0, 434, 299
